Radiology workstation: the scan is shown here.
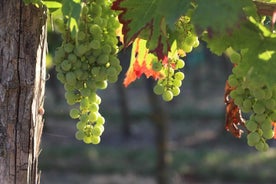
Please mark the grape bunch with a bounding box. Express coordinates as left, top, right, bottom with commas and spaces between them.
174, 14, 199, 55
54, 0, 121, 144
227, 51, 276, 151
153, 58, 185, 102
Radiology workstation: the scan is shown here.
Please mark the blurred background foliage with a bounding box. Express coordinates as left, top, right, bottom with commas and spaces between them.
40, 10, 276, 184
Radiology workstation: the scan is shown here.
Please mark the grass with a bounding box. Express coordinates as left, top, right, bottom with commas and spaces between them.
39, 141, 276, 183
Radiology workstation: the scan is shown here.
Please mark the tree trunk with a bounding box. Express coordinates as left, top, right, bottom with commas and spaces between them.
145, 79, 170, 184
0, 1, 47, 184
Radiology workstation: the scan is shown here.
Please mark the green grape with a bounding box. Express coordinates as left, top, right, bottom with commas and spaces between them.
233, 96, 243, 107
64, 43, 74, 53
172, 87, 180, 96
185, 35, 197, 46
242, 99, 252, 110
181, 43, 193, 53
262, 129, 274, 139
245, 120, 258, 132
255, 141, 265, 151
70, 108, 80, 119
80, 98, 90, 111
88, 112, 98, 122
270, 112, 276, 121
174, 72, 185, 80
89, 24, 102, 36
83, 136, 93, 144
95, 95, 101, 104
162, 90, 173, 102
66, 72, 77, 86
173, 79, 182, 88
193, 39, 200, 48
261, 119, 272, 130
65, 91, 78, 105
253, 101, 265, 114
228, 74, 239, 87
152, 61, 163, 71
97, 54, 109, 65
253, 88, 266, 100
54, 0, 121, 145
80, 88, 92, 97
107, 67, 117, 76
89, 103, 99, 112
242, 99, 252, 113
80, 114, 89, 123
175, 59, 185, 69
229, 52, 241, 64
76, 121, 86, 130
96, 80, 108, 89
254, 113, 266, 122
68, 54, 77, 62
265, 99, 276, 110
91, 136, 101, 144
56, 73, 66, 83
102, 44, 112, 54
75, 131, 85, 140
78, 31, 86, 41
90, 40, 101, 49
90, 3, 102, 17
97, 116, 105, 125
153, 84, 164, 95
61, 60, 71, 71
247, 131, 261, 146
92, 125, 104, 136
54, 48, 65, 63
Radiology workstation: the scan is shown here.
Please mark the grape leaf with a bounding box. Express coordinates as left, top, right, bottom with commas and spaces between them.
123, 38, 163, 87
61, 0, 81, 37
112, 0, 191, 60
192, 0, 253, 34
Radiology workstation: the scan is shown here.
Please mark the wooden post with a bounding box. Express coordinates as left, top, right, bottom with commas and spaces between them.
0, 1, 47, 183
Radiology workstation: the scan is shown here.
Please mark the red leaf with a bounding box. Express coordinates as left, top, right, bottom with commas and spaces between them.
123, 38, 164, 87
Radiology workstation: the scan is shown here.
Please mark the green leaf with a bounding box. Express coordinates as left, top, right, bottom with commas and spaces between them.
112, 0, 191, 59
192, 0, 253, 33
61, 0, 81, 37
43, 1, 62, 9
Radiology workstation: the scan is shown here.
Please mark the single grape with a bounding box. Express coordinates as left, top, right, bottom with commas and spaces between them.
152, 61, 163, 71
162, 90, 173, 101
262, 129, 274, 139
153, 84, 164, 95
255, 141, 265, 151
253, 101, 265, 114
75, 131, 85, 141
229, 52, 241, 64
83, 136, 93, 144
91, 136, 101, 144
174, 72, 185, 80
247, 131, 261, 146
88, 112, 98, 122
245, 120, 258, 132
70, 108, 80, 119
265, 99, 276, 110
76, 121, 86, 130
63, 43, 74, 53
172, 87, 181, 96
175, 59, 185, 69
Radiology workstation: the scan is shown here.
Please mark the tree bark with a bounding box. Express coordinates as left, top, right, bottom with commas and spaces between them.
0, 1, 47, 184
145, 79, 170, 184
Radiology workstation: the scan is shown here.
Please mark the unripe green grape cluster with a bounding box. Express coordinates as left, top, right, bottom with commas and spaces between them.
153, 58, 185, 102
54, 0, 121, 144
228, 52, 276, 151
174, 15, 199, 55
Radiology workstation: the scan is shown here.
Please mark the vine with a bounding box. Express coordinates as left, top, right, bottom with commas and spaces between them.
24, 0, 276, 151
